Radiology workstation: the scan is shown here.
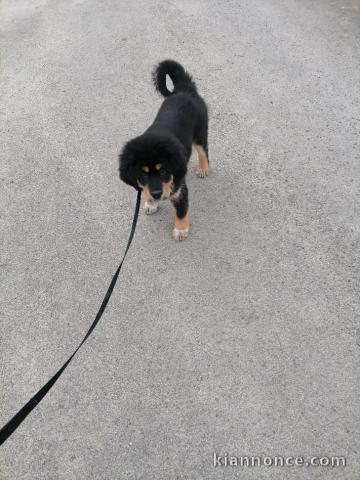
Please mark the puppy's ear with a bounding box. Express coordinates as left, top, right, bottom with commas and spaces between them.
119, 146, 139, 190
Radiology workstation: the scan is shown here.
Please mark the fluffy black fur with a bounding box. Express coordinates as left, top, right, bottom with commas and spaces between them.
119, 59, 208, 239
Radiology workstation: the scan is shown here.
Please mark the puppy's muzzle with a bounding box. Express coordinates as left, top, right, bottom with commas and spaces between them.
151, 190, 163, 200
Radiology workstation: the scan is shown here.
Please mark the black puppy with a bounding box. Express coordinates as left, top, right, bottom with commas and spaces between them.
119, 60, 209, 240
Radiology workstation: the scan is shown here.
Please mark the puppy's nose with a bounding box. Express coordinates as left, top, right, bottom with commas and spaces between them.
151, 190, 162, 200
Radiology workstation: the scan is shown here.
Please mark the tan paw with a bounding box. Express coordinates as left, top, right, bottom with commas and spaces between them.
195, 165, 209, 178
144, 201, 158, 215
173, 227, 189, 241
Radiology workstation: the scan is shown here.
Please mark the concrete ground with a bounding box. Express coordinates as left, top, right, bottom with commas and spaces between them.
0, 0, 359, 479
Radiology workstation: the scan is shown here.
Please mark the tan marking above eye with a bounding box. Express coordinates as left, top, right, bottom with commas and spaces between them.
155, 163, 162, 171
142, 166, 150, 173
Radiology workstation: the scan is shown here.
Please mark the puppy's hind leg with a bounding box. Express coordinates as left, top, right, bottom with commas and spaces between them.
193, 119, 209, 178
194, 144, 209, 178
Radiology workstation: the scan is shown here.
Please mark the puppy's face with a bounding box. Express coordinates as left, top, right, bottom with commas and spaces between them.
137, 162, 173, 201
119, 133, 187, 195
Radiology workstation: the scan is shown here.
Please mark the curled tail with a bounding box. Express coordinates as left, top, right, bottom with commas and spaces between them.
153, 59, 197, 97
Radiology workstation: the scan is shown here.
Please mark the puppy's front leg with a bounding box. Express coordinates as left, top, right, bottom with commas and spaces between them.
144, 199, 158, 215
171, 183, 189, 241
142, 185, 158, 215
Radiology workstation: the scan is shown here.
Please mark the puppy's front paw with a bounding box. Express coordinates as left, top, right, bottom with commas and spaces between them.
144, 201, 158, 215
173, 227, 189, 241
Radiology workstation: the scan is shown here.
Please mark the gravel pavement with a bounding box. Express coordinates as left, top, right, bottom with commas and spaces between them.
1, 1, 359, 479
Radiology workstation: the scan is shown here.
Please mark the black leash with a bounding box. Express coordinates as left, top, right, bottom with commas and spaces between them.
0, 190, 141, 446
